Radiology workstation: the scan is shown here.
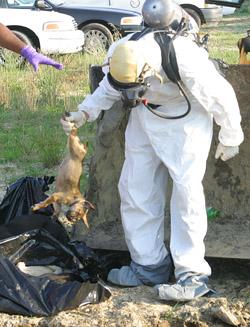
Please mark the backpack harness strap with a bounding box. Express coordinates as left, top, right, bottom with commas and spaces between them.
129, 28, 191, 119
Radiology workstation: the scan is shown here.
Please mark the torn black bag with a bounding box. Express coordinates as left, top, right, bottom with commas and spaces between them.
0, 229, 111, 316
0, 176, 55, 224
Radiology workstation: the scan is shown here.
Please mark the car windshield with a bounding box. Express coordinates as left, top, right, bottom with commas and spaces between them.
63, 0, 99, 3
48, 0, 64, 5
7, 0, 34, 6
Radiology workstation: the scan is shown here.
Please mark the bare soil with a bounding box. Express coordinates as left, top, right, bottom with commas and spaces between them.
0, 265, 248, 327
0, 165, 249, 327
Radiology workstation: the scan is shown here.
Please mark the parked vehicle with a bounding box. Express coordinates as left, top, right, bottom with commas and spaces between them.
71, 0, 246, 26
222, 6, 236, 14
0, 7, 85, 55
1, 0, 143, 54
80, 0, 223, 27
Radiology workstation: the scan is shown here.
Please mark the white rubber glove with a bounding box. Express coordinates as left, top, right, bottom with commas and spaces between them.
60, 111, 87, 135
215, 142, 239, 161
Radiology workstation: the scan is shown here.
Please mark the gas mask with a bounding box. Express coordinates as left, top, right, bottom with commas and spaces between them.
107, 38, 190, 119
107, 72, 150, 109
107, 64, 191, 120
107, 62, 163, 109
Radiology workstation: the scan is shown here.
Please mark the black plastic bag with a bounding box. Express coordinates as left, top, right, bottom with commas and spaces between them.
0, 213, 69, 244
0, 176, 55, 224
0, 176, 116, 316
0, 226, 128, 282
0, 230, 112, 316
0, 229, 100, 280
0, 257, 111, 316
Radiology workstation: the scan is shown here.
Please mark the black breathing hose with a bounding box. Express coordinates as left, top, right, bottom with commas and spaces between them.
144, 80, 191, 120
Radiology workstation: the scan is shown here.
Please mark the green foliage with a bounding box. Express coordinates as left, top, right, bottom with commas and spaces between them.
0, 13, 249, 185
0, 51, 104, 184
235, 0, 250, 14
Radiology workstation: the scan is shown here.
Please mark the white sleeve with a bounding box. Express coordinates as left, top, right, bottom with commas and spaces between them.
174, 37, 244, 146
78, 74, 121, 122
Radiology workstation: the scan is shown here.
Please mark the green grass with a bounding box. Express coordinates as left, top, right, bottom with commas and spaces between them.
0, 52, 101, 191
0, 8, 250, 188
0, 52, 102, 178
201, 2, 250, 63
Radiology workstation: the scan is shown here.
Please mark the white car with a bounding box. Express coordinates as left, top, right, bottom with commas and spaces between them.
0, 8, 85, 54
222, 6, 236, 14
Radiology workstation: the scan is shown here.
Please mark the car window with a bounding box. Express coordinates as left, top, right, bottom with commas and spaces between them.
68, 0, 108, 4
49, 0, 65, 5
82, 0, 143, 11
7, 0, 34, 6
205, 0, 244, 7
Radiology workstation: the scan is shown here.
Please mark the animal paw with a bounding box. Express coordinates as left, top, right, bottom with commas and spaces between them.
31, 204, 40, 211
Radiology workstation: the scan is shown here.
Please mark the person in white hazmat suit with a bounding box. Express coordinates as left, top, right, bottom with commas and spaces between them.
61, 0, 244, 301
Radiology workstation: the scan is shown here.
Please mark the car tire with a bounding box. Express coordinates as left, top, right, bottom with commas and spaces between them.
184, 8, 202, 28
0, 30, 34, 67
81, 23, 114, 55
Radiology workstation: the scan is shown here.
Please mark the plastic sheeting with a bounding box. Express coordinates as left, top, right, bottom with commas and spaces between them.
0, 229, 111, 316
0, 229, 99, 276
0, 257, 110, 316
0, 176, 112, 316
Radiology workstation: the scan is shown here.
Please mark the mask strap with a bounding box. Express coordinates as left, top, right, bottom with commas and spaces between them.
137, 63, 163, 84
137, 63, 151, 83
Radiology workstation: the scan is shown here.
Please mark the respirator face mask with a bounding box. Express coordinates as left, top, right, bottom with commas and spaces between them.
107, 40, 190, 120
107, 62, 163, 109
107, 72, 150, 109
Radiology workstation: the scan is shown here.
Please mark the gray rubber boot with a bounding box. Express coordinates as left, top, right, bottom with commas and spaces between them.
107, 253, 173, 287
107, 266, 143, 286
154, 272, 213, 301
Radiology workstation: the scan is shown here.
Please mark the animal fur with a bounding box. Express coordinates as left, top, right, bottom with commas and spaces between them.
32, 127, 94, 227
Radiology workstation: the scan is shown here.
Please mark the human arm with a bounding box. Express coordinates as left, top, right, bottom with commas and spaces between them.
61, 40, 123, 133
0, 23, 63, 71
77, 74, 122, 121
174, 37, 243, 158
61, 75, 121, 134
0, 23, 25, 53
77, 38, 123, 122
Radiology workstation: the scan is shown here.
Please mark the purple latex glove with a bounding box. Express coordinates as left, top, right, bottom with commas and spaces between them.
20, 46, 63, 72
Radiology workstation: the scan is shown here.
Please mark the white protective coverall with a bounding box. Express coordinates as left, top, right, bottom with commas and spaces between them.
78, 32, 244, 279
